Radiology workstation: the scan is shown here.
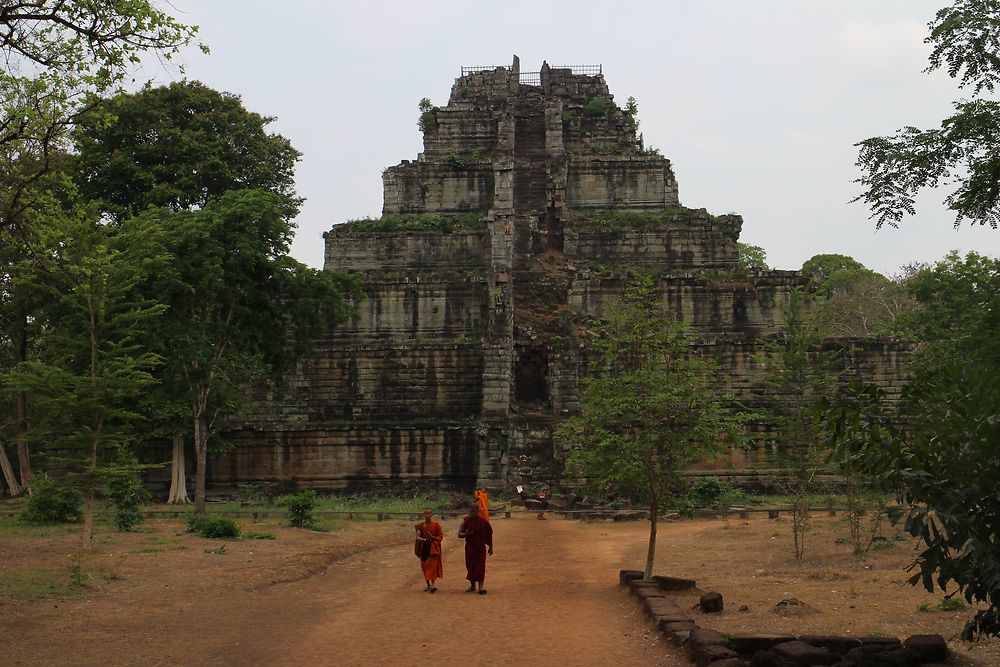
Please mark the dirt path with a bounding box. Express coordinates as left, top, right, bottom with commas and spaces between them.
5, 515, 692, 667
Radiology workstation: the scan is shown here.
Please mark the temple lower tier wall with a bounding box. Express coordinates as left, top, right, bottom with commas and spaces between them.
566, 157, 679, 208
324, 228, 488, 272
382, 162, 494, 214
204, 425, 481, 494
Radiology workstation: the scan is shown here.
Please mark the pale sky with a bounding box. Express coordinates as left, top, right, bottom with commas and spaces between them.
146, 0, 998, 276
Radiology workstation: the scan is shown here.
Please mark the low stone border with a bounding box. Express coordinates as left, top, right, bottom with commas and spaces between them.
619, 569, 950, 667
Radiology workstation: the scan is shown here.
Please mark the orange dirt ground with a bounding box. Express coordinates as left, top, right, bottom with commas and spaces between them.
1, 512, 997, 666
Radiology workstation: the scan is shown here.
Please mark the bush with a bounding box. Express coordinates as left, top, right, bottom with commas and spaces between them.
20, 474, 83, 524
106, 472, 151, 532
186, 515, 240, 539
583, 96, 609, 117
282, 490, 318, 528
685, 477, 733, 508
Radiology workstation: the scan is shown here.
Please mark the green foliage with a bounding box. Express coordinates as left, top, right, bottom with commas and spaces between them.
186, 515, 240, 539
74, 81, 301, 221
624, 96, 640, 133
898, 251, 1000, 364
684, 477, 745, 508
569, 207, 704, 229
282, 490, 318, 528
853, 1, 1000, 228
821, 366, 1000, 638
737, 243, 769, 271
343, 212, 484, 233
105, 463, 151, 533
19, 474, 82, 525
445, 153, 466, 169
417, 97, 439, 133
555, 276, 747, 577
236, 483, 266, 504
583, 96, 610, 117
0, 2, 201, 231
759, 289, 839, 559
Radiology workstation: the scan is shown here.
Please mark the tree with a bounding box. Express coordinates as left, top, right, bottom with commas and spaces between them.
737, 242, 769, 271
821, 250, 1000, 637
72, 81, 320, 506
555, 278, 745, 579
758, 289, 839, 559
822, 367, 1000, 638
74, 81, 300, 220
3, 184, 166, 549
134, 190, 358, 513
813, 272, 915, 338
897, 250, 1000, 363
853, 1, 1000, 229
801, 254, 870, 300
0, 1, 201, 230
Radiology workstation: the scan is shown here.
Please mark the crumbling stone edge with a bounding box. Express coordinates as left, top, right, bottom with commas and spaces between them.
619, 569, 950, 667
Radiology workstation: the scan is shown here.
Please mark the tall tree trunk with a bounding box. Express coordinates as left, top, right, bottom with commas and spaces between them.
15, 308, 32, 490
167, 434, 190, 504
644, 495, 659, 580
193, 407, 208, 514
82, 487, 94, 551
0, 444, 21, 496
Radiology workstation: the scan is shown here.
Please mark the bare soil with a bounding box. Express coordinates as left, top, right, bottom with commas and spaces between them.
1, 511, 996, 666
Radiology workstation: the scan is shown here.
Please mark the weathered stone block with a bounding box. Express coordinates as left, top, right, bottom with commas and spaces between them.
902, 634, 948, 663
700, 591, 724, 613
727, 634, 797, 655
796, 635, 862, 656
771, 640, 838, 666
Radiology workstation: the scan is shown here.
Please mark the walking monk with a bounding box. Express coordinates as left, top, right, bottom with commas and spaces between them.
457, 504, 493, 594
414, 509, 443, 592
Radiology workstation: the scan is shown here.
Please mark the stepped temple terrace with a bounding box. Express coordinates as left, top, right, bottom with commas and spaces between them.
206, 57, 911, 494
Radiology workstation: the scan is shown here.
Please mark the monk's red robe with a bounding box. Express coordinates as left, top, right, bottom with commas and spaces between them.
459, 514, 493, 583
415, 520, 443, 580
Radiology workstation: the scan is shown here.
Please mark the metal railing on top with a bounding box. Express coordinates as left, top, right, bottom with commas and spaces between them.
460, 64, 602, 78
461, 65, 510, 76
550, 64, 602, 76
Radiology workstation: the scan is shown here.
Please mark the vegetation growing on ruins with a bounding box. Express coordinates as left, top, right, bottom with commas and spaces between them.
417, 97, 439, 133
567, 207, 709, 229
343, 212, 486, 233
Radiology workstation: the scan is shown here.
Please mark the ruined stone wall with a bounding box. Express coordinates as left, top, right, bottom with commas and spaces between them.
566, 157, 680, 208
382, 161, 494, 214
323, 228, 487, 271
210, 426, 480, 493
567, 273, 804, 337
564, 219, 739, 269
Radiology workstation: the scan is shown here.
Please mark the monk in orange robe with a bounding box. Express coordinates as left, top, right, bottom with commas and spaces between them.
475, 488, 490, 522
414, 508, 443, 592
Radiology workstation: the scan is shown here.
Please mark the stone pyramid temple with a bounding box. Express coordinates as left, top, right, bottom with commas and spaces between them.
213, 58, 910, 493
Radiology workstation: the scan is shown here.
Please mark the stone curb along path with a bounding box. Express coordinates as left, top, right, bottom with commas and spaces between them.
619, 570, 951, 667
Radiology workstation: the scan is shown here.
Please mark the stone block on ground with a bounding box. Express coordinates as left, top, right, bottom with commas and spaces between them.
727, 634, 797, 655
652, 574, 697, 590
771, 640, 839, 666
857, 636, 902, 650
711, 660, 749, 667
796, 635, 862, 656
687, 628, 727, 660
628, 578, 663, 597
700, 591, 724, 613
658, 620, 698, 636
619, 569, 643, 586
902, 634, 948, 663
694, 645, 741, 667
844, 644, 919, 667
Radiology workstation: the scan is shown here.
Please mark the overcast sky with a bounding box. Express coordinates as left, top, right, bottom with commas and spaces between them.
148, 0, 998, 276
